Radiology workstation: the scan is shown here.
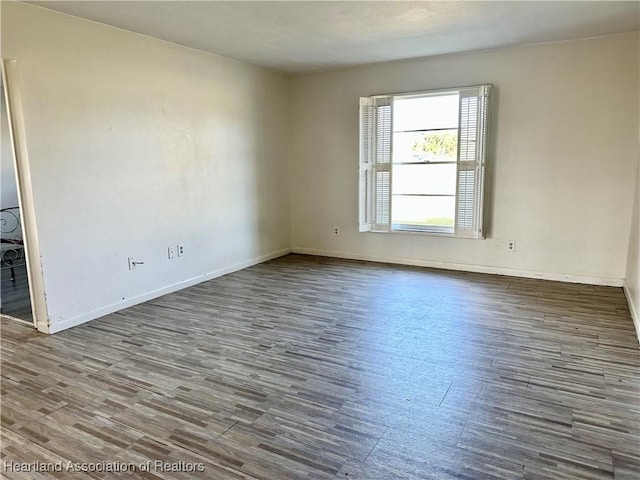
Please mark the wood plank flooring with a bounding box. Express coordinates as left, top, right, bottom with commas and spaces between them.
1, 254, 639, 479
1, 263, 32, 322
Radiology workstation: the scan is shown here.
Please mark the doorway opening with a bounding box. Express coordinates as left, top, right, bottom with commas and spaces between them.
1, 61, 35, 326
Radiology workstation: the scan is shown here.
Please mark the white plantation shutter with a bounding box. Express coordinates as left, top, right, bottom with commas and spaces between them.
373, 98, 393, 232
475, 86, 490, 235
360, 85, 490, 238
359, 98, 374, 231
455, 85, 491, 238
359, 96, 393, 232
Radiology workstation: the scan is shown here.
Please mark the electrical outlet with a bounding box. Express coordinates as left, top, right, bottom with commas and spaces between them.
168, 246, 176, 259
334, 227, 339, 235
177, 244, 185, 257
507, 240, 516, 252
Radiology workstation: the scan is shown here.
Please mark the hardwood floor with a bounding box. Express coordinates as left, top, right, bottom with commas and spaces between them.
1, 254, 638, 479
1, 263, 32, 322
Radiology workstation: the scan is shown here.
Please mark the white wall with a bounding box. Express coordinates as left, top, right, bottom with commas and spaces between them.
625, 155, 640, 343
624, 59, 640, 343
1, 82, 19, 212
289, 33, 639, 285
1, 2, 290, 332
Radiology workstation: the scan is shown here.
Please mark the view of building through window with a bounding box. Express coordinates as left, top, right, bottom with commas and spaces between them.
392, 93, 459, 231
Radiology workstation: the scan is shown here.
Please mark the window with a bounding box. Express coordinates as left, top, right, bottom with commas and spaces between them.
359, 85, 491, 238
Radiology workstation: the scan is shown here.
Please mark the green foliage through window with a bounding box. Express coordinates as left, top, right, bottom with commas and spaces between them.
411, 132, 458, 158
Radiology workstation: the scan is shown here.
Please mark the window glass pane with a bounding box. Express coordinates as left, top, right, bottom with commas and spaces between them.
392, 164, 456, 195
393, 94, 459, 132
394, 129, 458, 163
392, 195, 455, 228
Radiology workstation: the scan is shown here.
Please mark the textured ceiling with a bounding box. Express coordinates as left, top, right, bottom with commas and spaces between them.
26, 1, 640, 73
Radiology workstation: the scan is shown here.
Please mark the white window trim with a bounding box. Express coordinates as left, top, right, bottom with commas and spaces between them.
359, 84, 492, 239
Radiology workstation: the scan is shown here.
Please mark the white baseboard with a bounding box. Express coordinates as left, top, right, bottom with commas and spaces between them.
41, 247, 633, 337
623, 281, 640, 345
291, 247, 624, 287
41, 248, 291, 334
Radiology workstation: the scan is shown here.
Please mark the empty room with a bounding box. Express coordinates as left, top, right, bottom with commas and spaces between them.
1, 1, 639, 479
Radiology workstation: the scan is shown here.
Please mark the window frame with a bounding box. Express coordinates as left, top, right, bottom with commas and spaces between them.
359, 84, 492, 239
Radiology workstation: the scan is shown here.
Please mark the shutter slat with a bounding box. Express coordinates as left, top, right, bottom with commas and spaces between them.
359, 98, 374, 231
475, 91, 489, 235
375, 169, 391, 226
455, 86, 491, 238
372, 98, 393, 232
456, 163, 475, 230
376, 104, 392, 164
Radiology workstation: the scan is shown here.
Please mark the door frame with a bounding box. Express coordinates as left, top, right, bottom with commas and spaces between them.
2, 59, 48, 330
